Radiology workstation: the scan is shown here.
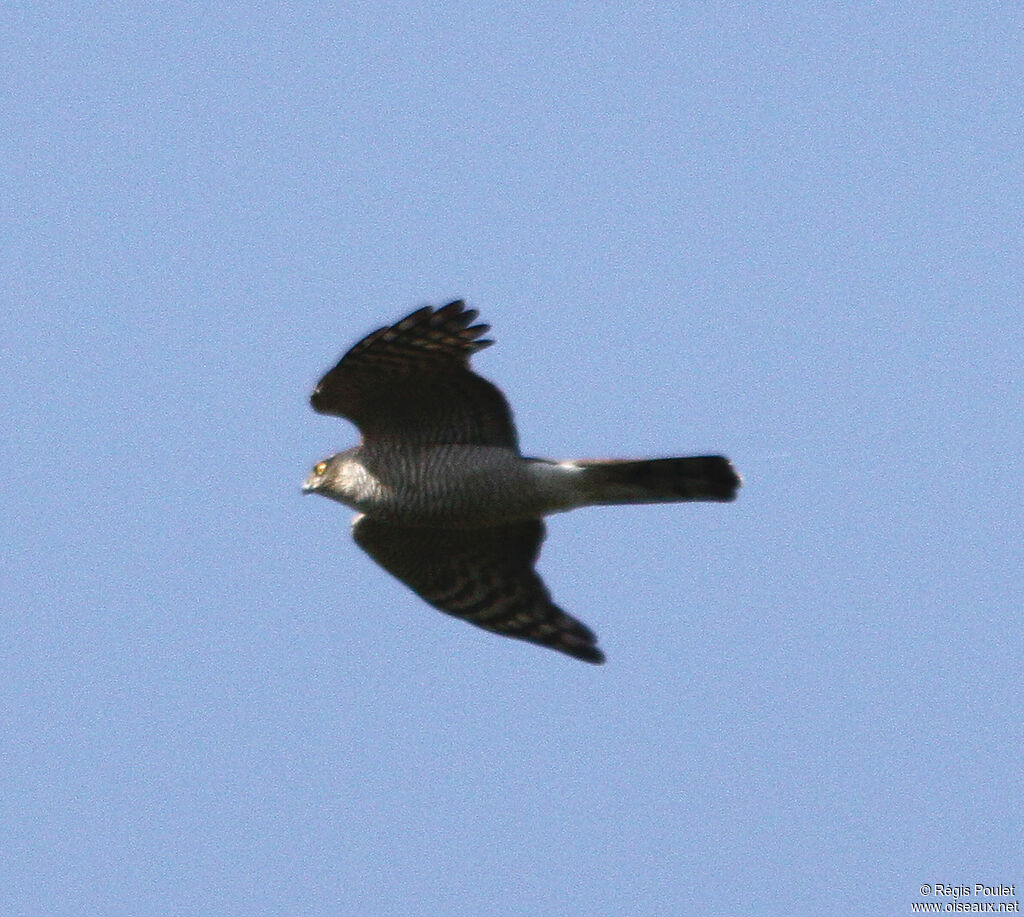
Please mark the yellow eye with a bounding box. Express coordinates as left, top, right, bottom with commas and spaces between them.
314, 461, 328, 476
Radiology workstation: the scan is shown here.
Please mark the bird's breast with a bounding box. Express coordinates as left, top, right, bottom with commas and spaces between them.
352, 444, 548, 527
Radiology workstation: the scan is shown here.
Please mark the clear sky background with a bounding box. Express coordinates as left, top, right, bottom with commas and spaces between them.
3, 4, 1021, 916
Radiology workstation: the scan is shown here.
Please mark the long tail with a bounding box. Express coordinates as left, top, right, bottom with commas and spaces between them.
573, 455, 740, 505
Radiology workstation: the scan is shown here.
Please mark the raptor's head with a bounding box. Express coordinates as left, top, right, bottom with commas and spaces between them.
302, 453, 341, 496
301, 449, 372, 512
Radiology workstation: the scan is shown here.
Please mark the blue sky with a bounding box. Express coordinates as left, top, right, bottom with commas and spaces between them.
3, 3, 1021, 915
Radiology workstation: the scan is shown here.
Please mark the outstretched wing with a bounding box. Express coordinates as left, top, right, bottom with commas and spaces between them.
352, 516, 605, 664
311, 301, 519, 448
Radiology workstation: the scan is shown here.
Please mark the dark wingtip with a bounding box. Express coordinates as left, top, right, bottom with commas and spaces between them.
557, 637, 605, 664
575, 646, 606, 664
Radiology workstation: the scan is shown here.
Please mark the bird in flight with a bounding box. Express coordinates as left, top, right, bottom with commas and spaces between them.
304, 301, 739, 664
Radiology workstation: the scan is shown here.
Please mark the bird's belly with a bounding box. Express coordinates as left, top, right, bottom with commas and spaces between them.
357, 445, 550, 527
